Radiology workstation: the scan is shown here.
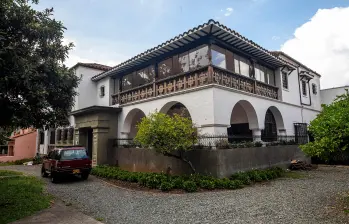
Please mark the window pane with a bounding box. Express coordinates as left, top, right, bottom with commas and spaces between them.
255, 65, 261, 81
178, 52, 189, 73
226, 50, 234, 71
240, 58, 250, 77
282, 72, 288, 89
122, 74, 132, 91
268, 69, 275, 86
302, 81, 307, 96
148, 65, 155, 81
158, 58, 173, 78
211, 45, 226, 69
234, 57, 240, 74
137, 68, 150, 85
189, 45, 209, 70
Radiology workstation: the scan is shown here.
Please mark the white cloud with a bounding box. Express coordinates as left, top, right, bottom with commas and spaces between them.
62, 36, 136, 68
281, 7, 349, 89
224, 7, 233, 16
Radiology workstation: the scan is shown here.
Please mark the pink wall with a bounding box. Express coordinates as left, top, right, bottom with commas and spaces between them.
0, 131, 37, 162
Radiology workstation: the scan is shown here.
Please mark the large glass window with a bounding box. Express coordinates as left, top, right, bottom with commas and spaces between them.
122, 74, 133, 91
255, 64, 265, 82
233, 54, 252, 77
255, 63, 275, 86
211, 45, 226, 69
282, 72, 288, 89
267, 69, 275, 86
178, 52, 189, 73
158, 58, 173, 78
189, 45, 209, 70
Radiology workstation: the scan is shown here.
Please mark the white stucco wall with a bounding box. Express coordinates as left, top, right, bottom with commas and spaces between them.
117, 85, 320, 137
96, 77, 111, 106
320, 86, 349, 105
73, 66, 107, 111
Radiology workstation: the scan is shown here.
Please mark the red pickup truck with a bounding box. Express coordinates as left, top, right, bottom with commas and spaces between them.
41, 146, 92, 183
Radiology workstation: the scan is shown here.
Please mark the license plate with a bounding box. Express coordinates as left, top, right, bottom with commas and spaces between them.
73, 169, 80, 174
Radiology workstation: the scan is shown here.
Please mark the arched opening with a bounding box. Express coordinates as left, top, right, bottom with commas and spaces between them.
228, 100, 259, 142
261, 106, 285, 142
160, 101, 192, 119
123, 108, 146, 138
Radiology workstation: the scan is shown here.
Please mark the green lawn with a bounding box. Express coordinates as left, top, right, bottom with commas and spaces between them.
0, 170, 23, 176
0, 172, 52, 224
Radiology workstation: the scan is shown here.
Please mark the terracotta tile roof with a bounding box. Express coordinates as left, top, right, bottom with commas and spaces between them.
71, 63, 111, 71
271, 51, 321, 77
91, 19, 295, 81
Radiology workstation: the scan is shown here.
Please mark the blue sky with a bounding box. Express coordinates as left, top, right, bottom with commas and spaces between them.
33, 0, 349, 88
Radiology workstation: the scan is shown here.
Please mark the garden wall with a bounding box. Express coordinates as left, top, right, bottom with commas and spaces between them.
113, 145, 309, 178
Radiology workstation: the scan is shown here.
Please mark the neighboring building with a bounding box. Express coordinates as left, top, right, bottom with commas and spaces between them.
0, 128, 37, 162
320, 86, 349, 105
40, 20, 324, 166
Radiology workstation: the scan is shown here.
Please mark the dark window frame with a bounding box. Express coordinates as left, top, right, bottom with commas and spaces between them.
301, 80, 307, 96
312, 83, 317, 95
100, 85, 105, 97
282, 72, 288, 89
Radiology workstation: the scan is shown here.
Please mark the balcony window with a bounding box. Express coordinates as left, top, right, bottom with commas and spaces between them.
211, 45, 226, 69
189, 45, 209, 70
100, 86, 105, 97
122, 73, 133, 91
266, 68, 275, 86
255, 64, 265, 83
178, 52, 189, 73
234, 54, 252, 77
158, 57, 173, 79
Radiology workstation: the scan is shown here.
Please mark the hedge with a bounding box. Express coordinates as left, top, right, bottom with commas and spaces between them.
91, 166, 285, 193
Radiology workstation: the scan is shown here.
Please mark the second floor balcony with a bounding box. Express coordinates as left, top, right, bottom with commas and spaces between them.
112, 65, 278, 105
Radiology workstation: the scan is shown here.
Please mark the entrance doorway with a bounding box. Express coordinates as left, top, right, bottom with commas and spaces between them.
87, 128, 93, 158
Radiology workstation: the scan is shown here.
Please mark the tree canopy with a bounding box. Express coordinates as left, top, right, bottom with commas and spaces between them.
300, 91, 349, 160
0, 0, 79, 130
135, 112, 197, 172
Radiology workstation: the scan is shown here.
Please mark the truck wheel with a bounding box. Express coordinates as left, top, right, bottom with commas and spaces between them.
81, 173, 89, 180
51, 172, 59, 183
41, 167, 48, 177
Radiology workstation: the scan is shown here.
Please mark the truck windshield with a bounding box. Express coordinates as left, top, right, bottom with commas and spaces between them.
60, 149, 88, 160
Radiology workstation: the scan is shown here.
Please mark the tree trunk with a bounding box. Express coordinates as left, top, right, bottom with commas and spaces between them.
164, 152, 196, 173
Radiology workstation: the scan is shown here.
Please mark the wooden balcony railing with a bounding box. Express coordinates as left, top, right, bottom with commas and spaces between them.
112, 65, 278, 105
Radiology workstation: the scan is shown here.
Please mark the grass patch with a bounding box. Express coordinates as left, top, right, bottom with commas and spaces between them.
0, 170, 23, 176
92, 166, 285, 193
0, 176, 52, 223
284, 171, 307, 179
96, 217, 104, 221
0, 158, 33, 166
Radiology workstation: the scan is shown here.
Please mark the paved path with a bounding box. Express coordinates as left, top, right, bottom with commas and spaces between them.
2, 165, 349, 224
12, 201, 102, 224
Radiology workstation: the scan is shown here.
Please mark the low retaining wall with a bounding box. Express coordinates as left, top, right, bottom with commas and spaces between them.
113, 145, 309, 178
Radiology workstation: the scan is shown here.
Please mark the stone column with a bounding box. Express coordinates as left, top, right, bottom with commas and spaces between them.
44, 130, 50, 154
252, 129, 262, 142
92, 127, 110, 166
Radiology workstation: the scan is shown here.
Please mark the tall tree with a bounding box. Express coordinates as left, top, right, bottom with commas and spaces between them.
0, 0, 79, 130
300, 90, 349, 161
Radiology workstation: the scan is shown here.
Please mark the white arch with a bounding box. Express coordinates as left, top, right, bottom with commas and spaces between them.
159, 101, 192, 118
123, 108, 146, 138
267, 106, 285, 131
230, 100, 259, 130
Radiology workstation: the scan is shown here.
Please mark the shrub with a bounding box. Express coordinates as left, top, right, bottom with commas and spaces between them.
227, 180, 243, 189
258, 170, 269, 181
230, 172, 251, 185
172, 177, 184, 189
127, 173, 139, 182
215, 139, 231, 149
139, 176, 148, 186
159, 182, 173, 192
183, 181, 198, 192
254, 141, 263, 147
246, 170, 263, 182
199, 180, 215, 190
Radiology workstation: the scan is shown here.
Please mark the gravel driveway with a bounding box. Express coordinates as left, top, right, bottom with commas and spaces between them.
1, 165, 349, 224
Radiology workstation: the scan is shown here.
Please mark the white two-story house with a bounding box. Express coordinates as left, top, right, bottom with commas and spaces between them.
39, 20, 322, 165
